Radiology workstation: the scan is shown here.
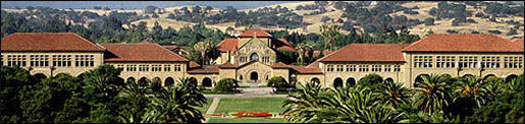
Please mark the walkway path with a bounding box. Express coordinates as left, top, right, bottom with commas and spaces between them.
204, 97, 221, 123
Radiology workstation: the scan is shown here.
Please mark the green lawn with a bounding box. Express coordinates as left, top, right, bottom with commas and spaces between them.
197, 98, 213, 113
214, 97, 288, 113
207, 118, 287, 123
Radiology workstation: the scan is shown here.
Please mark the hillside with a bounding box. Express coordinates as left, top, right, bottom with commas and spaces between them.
2, 1, 524, 40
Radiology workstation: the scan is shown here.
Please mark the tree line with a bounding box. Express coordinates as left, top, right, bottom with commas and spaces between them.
283, 73, 524, 123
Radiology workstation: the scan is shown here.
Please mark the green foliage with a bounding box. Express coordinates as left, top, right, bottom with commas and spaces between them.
357, 73, 384, 90
268, 76, 290, 92
215, 78, 237, 92
277, 49, 298, 64
424, 17, 434, 26
488, 30, 501, 34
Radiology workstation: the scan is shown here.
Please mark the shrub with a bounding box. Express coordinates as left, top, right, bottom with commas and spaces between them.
447, 29, 459, 34
215, 78, 237, 92
488, 30, 501, 34
268, 76, 289, 92
424, 17, 434, 26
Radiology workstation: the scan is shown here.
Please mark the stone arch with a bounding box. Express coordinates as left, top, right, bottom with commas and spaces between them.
311, 77, 321, 85
414, 74, 430, 87
483, 74, 496, 81
462, 74, 475, 78
505, 74, 519, 83
188, 77, 198, 86
77, 72, 87, 79
441, 73, 452, 77
334, 77, 343, 88
250, 52, 259, 61
239, 75, 244, 81
250, 71, 258, 81
385, 77, 394, 84
164, 77, 174, 87
202, 77, 212, 87
152, 77, 162, 84
55, 73, 70, 77
126, 77, 136, 83
138, 77, 149, 87
33, 73, 47, 81
346, 77, 356, 87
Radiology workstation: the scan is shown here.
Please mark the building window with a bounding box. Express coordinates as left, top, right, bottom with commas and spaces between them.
459, 56, 478, 68
7, 55, 26, 67
262, 57, 270, 63
30, 55, 49, 67
345, 65, 350, 72
372, 65, 382, 72
481, 56, 500, 68
414, 56, 433, 68
359, 65, 369, 72
504, 56, 523, 68
164, 65, 171, 71
53, 55, 71, 67
174, 64, 181, 71
349, 65, 356, 72
327, 65, 334, 72
139, 65, 149, 71
336, 65, 343, 72
384, 65, 391, 72
126, 65, 136, 72
75, 55, 94, 67
1, 55, 3, 66
151, 65, 162, 72
240, 56, 247, 62
394, 65, 401, 72
436, 56, 455, 68
116, 64, 124, 70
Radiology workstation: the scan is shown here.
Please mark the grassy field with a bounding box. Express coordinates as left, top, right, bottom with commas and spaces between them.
214, 97, 288, 113
207, 118, 287, 123
197, 98, 213, 113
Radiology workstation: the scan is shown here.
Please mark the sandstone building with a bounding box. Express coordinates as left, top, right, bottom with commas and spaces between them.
1, 31, 523, 88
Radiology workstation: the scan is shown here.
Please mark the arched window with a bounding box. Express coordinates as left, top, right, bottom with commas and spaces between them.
346, 77, 356, 87
203, 77, 212, 87
250, 53, 259, 61
334, 78, 343, 88
165, 77, 174, 87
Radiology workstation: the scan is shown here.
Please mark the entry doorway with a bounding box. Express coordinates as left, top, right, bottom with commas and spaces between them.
250, 72, 258, 82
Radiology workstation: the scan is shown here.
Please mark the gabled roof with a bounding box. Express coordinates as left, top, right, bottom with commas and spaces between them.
238, 29, 272, 38
100, 43, 189, 62
217, 38, 239, 52
289, 65, 323, 74
511, 38, 524, 49
218, 62, 238, 69
274, 38, 296, 52
271, 62, 290, 69
189, 61, 201, 68
402, 34, 523, 52
1, 32, 105, 52
187, 65, 219, 74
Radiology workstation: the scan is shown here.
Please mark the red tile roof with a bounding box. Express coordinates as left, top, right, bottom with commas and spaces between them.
100, 43, 189, 62
402, 34, 523, 52
1, 32, 105, 52
218, 62, 238, 69
271, 62, 290, 69
217, 38, 239, 52
511, 38, 524, 49
187, 65, 219, 74
321, 44, 405, 62
274, 38, 296, 52
276, 45, 297, 52
238, 29, 272, 38
289, 65, 323, 74
277, 38, 293, 46
189, 61, 201, 68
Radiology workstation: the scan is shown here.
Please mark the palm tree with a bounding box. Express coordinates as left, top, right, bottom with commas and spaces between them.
327, 85, 405, 123
453, 76, 489, 108
505, 74, 524, 93
413, 74, 454, 115
193, 39, 212, 65
378, 82, 410, 109
142, 82, 207, 123
122, 79, 149, 98
283, 82, 335, 123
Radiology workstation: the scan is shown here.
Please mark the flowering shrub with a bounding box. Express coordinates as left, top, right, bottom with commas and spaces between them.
234, 112, 272, 117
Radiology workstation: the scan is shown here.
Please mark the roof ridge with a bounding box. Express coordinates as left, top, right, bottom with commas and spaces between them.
307, 43, 352, 67
71, 33, 106, 51
153, 43, 189, 62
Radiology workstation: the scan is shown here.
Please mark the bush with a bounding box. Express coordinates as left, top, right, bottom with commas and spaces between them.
268, 76, 289, 92
488, 30, 501, 34
215, 78, 237, 92
447, 29, 459, 34
424, 17, 434, 26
